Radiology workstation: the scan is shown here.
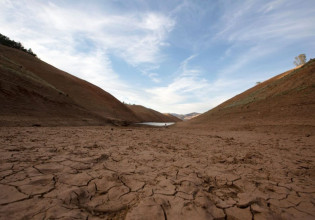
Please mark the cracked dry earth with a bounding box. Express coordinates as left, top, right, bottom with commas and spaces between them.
0, 126, 314, 220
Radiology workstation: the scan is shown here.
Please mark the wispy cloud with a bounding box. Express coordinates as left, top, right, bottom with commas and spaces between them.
0, 0, 176, 102
1, 0, 314, 114
215, 0, 315, 44
145, 55, 246, 113
210, 0, 315, 77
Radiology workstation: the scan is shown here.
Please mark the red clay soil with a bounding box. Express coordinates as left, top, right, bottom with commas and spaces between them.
0, 45, 140, 126
181, 59, 315, 132
126, 105, 181, 122
0, 126, 314, 219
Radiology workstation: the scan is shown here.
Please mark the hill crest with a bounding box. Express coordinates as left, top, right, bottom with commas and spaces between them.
0, 45, 170, 126
181, 59, 315, 130
126, 105, 181, 122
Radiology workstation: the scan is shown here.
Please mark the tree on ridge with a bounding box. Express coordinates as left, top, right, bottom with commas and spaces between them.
294, 54, 306, 66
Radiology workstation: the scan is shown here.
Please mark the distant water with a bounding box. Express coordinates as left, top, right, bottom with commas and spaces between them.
136, 122, 175, 127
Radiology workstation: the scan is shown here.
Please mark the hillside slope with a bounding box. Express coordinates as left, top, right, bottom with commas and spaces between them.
163, 113, 183, 122
183, 60, 315, 130
126, 105, 181, 122
0, 45, 139, 126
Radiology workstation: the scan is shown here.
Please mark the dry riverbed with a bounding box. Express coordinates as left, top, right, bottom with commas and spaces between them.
0, 126, 314, 219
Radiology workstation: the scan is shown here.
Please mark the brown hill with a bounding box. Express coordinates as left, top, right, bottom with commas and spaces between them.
181, 59, 315, 131
163, 113, 182, 122
126, 105, 181, 122
0, 45, 140, 126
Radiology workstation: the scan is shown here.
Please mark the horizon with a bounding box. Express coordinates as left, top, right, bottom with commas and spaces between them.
1, 0, 315, 114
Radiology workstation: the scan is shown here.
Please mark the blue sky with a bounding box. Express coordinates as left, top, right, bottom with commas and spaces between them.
1, 0, 315, 114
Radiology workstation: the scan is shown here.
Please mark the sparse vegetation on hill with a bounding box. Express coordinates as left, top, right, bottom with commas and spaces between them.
182, 59, 315, 129
294, 53, 306, 66
0, 33, 37, 57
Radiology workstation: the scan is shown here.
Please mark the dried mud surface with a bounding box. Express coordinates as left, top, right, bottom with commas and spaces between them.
0, 126, 314, 220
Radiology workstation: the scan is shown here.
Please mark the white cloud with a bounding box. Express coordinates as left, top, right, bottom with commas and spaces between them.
145, 76, 244, 114
146, 55, 205, 105
218, 45, 276, 77
215, 0, 315, 43
0, 1, 175, 65
211, 0, 315, 82
0, 0, 175, 100
144, 55, 246, 114
179, 54, 200, 77
1, 1, 314, 115
146, 73, 161, 83
259, 0, 286, 14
